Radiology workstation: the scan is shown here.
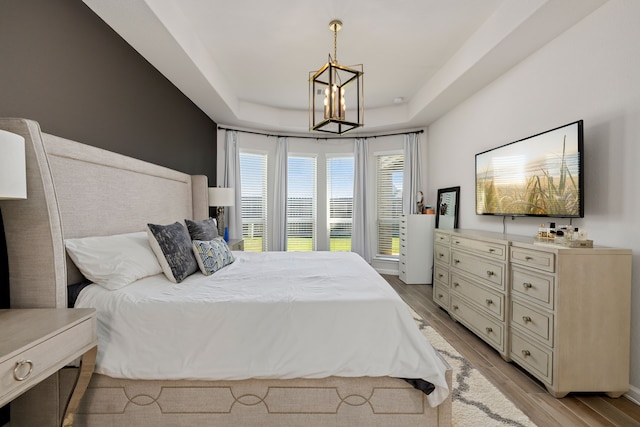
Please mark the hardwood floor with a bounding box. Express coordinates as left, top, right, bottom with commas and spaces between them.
385, 275, 640, 427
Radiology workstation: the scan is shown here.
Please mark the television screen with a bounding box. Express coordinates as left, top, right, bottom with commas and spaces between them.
475, 120, 584, 218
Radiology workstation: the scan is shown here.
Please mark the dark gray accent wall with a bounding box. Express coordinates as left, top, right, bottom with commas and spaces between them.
0, 0, 217, 178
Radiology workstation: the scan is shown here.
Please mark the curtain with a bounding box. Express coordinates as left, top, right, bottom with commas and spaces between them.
403, 132, 422, 215
272, 136, 288, 251
351, 137, 370, 262
224, 130, 242, 239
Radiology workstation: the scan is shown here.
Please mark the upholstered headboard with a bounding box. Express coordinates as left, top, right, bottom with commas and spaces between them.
0, 118, 209, 308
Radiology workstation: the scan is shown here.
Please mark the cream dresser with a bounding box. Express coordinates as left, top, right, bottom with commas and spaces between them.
434, 229, 632, 397
399, 214, 435, 284
434, 229, 509, 357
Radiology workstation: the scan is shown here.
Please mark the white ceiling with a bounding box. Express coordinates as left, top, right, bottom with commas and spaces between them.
82, 0, 606, 135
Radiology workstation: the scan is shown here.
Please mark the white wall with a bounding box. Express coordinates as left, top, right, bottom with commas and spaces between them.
427, 0, 640, 402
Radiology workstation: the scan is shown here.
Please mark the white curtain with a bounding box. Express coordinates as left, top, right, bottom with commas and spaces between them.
224, 130, 242, 239
351, 137, 370, 263
403, 132, 422, 215
272, 136, 288, 251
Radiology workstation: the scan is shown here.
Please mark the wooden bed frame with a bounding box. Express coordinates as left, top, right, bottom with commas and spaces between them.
0, 118, 452, 426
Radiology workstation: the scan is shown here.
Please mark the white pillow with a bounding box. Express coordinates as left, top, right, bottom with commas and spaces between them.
65, 231, 162, 290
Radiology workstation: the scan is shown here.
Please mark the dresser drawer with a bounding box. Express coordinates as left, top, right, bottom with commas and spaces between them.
511, 300, 554, 346
511, 267, 555, 309
434, 231, 450, 245
450, 236, 506, 261
510, 330, 553, 384
451, 250, 505, 291
0, 317, 95, 404
510, 247, 555, 272
398, 259, 407, 282
451, 273, 505, 320
434, 243, 450, 264
433, 264, 449, 285
433, 282, 450, 310
450, 296, 504, 352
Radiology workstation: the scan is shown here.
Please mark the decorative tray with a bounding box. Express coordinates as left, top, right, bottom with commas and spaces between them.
534, 237, 593, 248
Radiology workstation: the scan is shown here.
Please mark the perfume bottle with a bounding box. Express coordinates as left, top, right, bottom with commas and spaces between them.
538, 223, 547, 239
548, 222, 557, 241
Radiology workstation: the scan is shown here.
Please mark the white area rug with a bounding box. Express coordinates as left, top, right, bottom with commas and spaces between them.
410, 308, 537, 427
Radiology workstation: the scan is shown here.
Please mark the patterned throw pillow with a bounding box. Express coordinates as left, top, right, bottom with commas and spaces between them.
192, 238, 235, 276
147, 221, 199, 283
185, 217, 218, 241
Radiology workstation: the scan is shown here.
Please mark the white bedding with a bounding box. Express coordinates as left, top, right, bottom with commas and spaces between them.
75, 251, 449, 406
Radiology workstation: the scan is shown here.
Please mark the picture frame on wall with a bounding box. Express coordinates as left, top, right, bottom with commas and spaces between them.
436, 186, 460, 229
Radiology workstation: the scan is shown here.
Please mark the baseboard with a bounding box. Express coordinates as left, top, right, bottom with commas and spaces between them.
625, 384, 640, 405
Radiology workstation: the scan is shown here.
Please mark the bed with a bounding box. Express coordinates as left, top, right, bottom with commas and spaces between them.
0, 118, 452, 427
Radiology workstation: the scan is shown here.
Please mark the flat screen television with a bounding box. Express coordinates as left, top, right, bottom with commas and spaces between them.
475, 120, 584, 218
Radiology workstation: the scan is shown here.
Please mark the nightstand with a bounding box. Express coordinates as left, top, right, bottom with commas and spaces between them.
228, 238, 245, 251
0, 308, 97, 427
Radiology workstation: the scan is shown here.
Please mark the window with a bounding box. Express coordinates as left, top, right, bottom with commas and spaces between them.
288, 155, 317, 251
327, 156, 354, 251
239, 152, 268, 252
376, 153, 404, 258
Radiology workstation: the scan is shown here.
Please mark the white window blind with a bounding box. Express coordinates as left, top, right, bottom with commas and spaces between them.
376, 153, 404, 257
239, 151, 268, 252
327, 156, 354, 251
287, 155, 317, 251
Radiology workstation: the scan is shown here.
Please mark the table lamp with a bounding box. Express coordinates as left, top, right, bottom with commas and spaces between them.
0, 129, 27, 200
208, 187, 234, 241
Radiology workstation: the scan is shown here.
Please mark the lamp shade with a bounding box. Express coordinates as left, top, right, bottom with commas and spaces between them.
0, 129, 27, 200
208, 187, 234, 207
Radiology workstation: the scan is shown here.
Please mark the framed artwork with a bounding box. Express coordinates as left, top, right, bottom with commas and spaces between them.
436, 186, 460, 229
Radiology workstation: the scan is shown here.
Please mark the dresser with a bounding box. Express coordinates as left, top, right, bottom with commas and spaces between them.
1, 308, 97, 426
434, 229, 632, 397
399, 214, 435, 284
434, 229, 509, 357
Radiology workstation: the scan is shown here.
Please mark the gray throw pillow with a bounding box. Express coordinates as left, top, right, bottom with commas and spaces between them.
185, 217, 218, 241
147, 221, 198, 283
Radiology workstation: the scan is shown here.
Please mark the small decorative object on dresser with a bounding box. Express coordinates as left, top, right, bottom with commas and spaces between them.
0, 308, 97, 426
434, 229, 632, 398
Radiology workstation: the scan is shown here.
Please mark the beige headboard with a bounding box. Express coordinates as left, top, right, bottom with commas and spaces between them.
0, 118, 209, 308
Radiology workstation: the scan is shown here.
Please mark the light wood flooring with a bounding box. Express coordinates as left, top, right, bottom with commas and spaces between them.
385, 275, 640, 427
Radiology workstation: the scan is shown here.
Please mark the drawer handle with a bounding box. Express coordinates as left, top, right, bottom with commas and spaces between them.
437, 293, 443, 299
453, 282, 459, 287
454, 240, 460, 244
486, 270, 495, 276
485, 327, 493, 333
522, 316, 532, 323
452, 305, 459, 310
453, 259, 460, 264
525, 256, 533, 261
13, 360, 33, 381
439, 236, 445, 240
485, 299, 493, 305
438, 253, 444, 257
522, 350, 531, 358
438, 273, 444, 278
488, 248, 495, 253
523, 282, 533, 289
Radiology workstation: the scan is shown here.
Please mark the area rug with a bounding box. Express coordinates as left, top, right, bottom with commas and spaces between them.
410, 308, 537, 427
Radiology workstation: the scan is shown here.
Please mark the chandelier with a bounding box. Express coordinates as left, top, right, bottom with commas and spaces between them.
309, 20, 364, 135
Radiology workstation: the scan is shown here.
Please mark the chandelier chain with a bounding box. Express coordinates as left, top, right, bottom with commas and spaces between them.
333, 24, 338, 64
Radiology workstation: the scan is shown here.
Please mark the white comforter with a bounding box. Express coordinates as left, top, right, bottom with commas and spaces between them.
76, 251, 449, 406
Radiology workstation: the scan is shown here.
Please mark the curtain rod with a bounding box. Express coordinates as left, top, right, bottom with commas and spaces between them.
217, 126, 423, 140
